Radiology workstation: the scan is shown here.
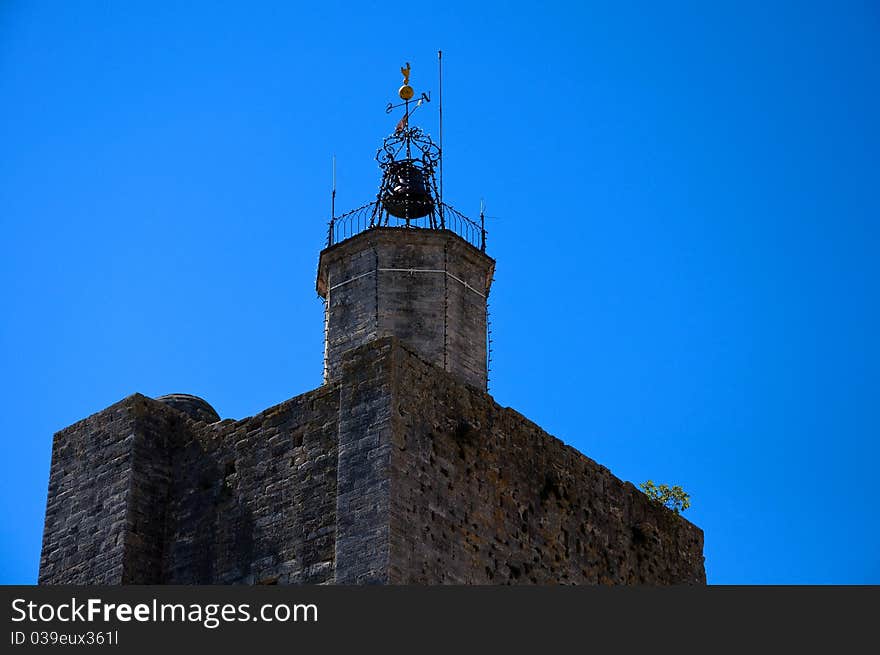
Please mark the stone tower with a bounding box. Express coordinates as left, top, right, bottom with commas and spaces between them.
318, 63, 494, 391
317, 228, 494, 390
38, 63, 705, 585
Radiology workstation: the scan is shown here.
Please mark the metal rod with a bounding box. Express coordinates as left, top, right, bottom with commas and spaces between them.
404, 98, 411, 158
438, 50, 444, 227
328, 156, 336, 246
480, 198, 486, 252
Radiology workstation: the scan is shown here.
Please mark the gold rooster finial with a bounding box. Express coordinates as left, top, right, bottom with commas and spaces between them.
398, 62, 414, 100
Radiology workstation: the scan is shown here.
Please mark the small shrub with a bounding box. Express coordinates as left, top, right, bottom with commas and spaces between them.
639, 480, 690, 515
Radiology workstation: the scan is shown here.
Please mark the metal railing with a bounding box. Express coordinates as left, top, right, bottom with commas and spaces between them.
327, 201, 487, 252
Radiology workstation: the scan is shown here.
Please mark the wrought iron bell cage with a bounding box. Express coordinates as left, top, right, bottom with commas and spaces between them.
325, 62, 487, 252
373, 125, 441, 226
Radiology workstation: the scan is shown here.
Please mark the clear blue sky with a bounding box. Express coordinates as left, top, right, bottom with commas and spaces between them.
1, 1, 877, 584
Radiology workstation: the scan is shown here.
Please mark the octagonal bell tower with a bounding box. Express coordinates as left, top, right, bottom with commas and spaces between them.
316, 61, 495, 390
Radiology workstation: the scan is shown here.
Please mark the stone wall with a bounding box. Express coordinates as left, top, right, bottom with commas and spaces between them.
319, 235, 380, 384
39, 395, 179, 584
39, 337, 704, 585
121, 399, 178, 584
161, 385, 341, 584
333, 339, 396, 583
386, 340, 706, 584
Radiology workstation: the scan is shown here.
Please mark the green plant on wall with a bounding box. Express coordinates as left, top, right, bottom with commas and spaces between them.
639, 480, 691, 515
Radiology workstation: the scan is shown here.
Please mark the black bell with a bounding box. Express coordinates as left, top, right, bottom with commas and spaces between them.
381, 159, 435, 219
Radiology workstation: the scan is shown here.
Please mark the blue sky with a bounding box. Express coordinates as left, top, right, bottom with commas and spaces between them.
1, 1, 877, 584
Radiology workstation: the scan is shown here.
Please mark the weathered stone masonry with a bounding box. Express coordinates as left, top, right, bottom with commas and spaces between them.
386, 343, 705, 584
318, 228, 495, 391
40, 337, 705, 584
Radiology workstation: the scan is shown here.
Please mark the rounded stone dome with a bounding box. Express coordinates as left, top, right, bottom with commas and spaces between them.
156, 393, 220, 423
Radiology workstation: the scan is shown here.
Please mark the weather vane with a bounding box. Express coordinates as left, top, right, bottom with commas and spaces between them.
385, 61, 431, 122
372, 61, 442, 227
400, 62, 413, 99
